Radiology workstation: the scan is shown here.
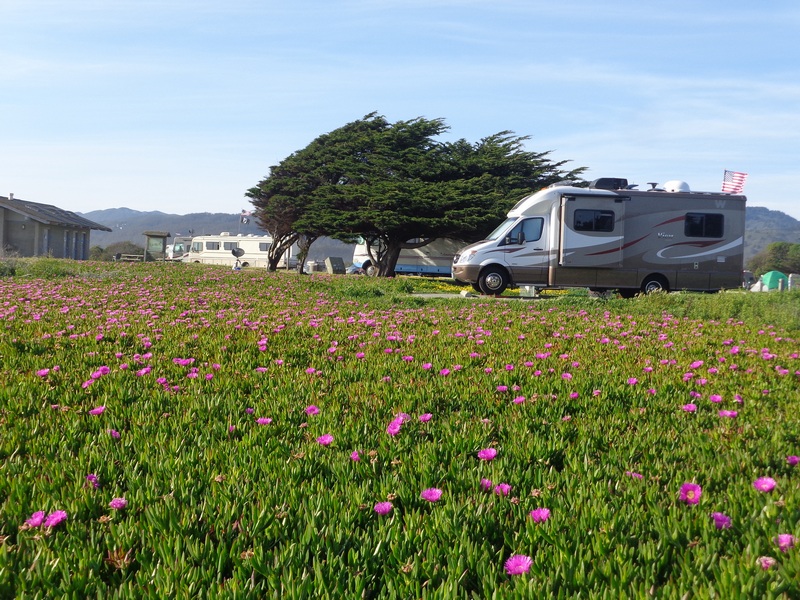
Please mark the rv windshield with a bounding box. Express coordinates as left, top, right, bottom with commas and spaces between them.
486, 218, 517, 241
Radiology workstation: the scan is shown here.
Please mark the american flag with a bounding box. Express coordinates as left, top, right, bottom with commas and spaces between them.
721, 170, 748, 194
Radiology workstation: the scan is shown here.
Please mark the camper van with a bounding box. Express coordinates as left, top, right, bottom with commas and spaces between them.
352, 237, 461, 276
166, 236, 192, 261
184, 233, 298, 269
452, 178, 746, 297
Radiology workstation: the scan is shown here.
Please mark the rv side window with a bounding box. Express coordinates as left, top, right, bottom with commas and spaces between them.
192, 242, 202, 252
574, 210, 615, 232
205, 241, 220, 250
259, 242, 270, 251
223, 242, 238, 251
685, 213, 724, 238
501, 218, 543, 245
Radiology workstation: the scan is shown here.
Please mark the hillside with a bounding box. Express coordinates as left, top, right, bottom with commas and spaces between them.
80, 206, 800, 266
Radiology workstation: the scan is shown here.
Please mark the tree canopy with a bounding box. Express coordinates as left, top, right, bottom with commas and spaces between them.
747, 241, 800, 277
247, 112, 584, 274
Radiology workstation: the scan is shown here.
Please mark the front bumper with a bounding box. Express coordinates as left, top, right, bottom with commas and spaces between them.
452, 264, 482, 284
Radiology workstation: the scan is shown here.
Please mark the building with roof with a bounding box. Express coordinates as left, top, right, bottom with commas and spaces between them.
0, 193, 112, 260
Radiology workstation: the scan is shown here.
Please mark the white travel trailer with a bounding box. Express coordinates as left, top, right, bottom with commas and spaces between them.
352, 237, 461, 276
452, 178, 746, 297
184, 233, 298, 269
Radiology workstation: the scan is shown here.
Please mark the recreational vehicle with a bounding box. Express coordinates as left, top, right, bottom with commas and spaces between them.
184, 233, 298, 269
452, 178, 746, 297
166, 236, 192, 261
352, 237, 461, 276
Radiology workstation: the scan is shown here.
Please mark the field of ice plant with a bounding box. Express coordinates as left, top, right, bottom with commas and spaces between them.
1, 261, 799, 598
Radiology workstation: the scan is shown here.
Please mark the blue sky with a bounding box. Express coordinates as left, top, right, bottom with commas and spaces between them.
2, 0, 799, 219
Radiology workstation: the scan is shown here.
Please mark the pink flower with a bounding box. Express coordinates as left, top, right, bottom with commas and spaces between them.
682, 403, 697, 413
316, 434, 334, 446
757, 556, 777, 570
420, 488, 443, 502
753, 477, 777, 493
88, 406, 106, 416
625, 471, 644, 479
386, 420, 402, 436
86, 474, 100, 489
256, 417, 272, 425
418, 413, 432, 423
709, 394, 723, 403
25, 511, 46, 527
43, 510, 68, 528
504, 554, 532, 575
775, 534, 795, 553
529, 507, 550, 523
718, 410, 738, 418
627, 377, 638, 385
787, 455, 799, 466
711, 512, 732, 529
477, 448, 498, 461
107, 429, 120, 439
36, 368, 50, 377
350, 450, 360, 461
373, 501, 393, 515
480, 478, 493, 492
109, 497, 128, 510
513, 396, 525, 404
679, 482, 702, 505
305, 405, 320, 416
493, 483, 512, 496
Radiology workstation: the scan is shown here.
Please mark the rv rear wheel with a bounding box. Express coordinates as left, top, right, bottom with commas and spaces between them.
478, 267, 509, 295
364, 262, 379, 277
641, 275, 669, 294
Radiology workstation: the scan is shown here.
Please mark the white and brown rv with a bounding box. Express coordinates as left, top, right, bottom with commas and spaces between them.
452, 178, 746, 297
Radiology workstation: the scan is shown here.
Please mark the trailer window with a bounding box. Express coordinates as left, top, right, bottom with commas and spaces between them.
205, 242, 220, 250
574, 209, 615, 232
223, 242, 238, 251
192, 242, 202, 252
685, 213, 724, 238
259, 243, 270, 251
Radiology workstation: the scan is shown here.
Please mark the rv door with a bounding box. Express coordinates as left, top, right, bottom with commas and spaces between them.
502, 217, 548, 284
559, 195, 626, 268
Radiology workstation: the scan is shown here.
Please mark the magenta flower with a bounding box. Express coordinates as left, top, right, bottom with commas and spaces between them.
787, 455, 799, 466
350, 450, 360, 462
627, 377, 638, 385
88, 406, 106, 416
36, 368, 50, 377
679, 482, 702, 505
504, 554, 532, 575
477, 448, 498, 461
256, 417, 273, 425
418, 413, 432, 423
757, 556, 777, 570
107, 429, 120, 439
109, 497, 128, 510
625, 471, 644, 479
513, 396, 525, 404
25, 511, 46, 527
43, 510, 68, 528
373, 501, 393, 515
529, 507, 551, 523
420, 488, 443, 502
316, 434, 334, 446
386, 420, 402, 436
711, 512, 732, 529
480, 478, 493, 492
245, 407, 254, 414
494, 483, 512, 496
753, 477, 777, 492
775, 534, 795, 553
718, 410, 738, 418
86, 474, 100, 489
682, 403, 697, 413
305, 405, 320, 416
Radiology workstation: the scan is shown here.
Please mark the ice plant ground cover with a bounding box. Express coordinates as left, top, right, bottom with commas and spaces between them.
1, 261, 799, 598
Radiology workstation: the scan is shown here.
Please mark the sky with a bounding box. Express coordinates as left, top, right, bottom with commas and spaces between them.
2, 0, 799, 219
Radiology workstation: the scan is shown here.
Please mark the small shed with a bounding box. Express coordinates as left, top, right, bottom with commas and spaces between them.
0, 194, 112, 259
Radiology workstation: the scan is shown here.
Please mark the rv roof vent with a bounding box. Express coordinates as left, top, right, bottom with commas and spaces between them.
220, 232, 230, 236
663, 180, 690, 193
590, 178, 628, 190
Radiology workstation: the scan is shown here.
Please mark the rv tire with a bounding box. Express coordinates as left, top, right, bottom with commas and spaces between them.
364, 262, 379, 277
618, 288, 638, 299
471, 282, 482, 293
478, 267, 509, 295
641, 275, 669, 294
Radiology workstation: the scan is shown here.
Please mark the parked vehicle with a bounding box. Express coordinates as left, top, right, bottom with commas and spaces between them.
184, 232, 298, 269
352, 237, 461, 276
166, 236, 192, 261
452, 178, 746, 297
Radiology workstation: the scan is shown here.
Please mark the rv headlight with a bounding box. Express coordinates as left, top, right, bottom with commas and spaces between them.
461, 250, 478, 264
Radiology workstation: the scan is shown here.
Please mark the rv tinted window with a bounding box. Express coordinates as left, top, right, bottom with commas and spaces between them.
259, 243, 270, 251
223, 242, 238, 251
192, 242, 202, 252
685, 213, 724, 238
206, 242, 220, 250
574, 210, 615, 232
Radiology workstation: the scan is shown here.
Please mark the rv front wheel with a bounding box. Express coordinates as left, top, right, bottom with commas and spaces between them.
641, 275, 669, 294
478, 267, 509, 295
364, 262, 379, 277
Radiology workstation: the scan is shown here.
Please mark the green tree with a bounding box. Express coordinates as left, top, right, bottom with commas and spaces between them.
747, 241, 800, 276
248, 112, 584, 275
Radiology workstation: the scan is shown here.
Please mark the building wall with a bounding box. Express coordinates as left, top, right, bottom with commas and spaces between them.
1, 211, 92, 259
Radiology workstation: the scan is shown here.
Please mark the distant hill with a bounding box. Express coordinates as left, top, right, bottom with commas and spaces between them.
80, 206, 800, 266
